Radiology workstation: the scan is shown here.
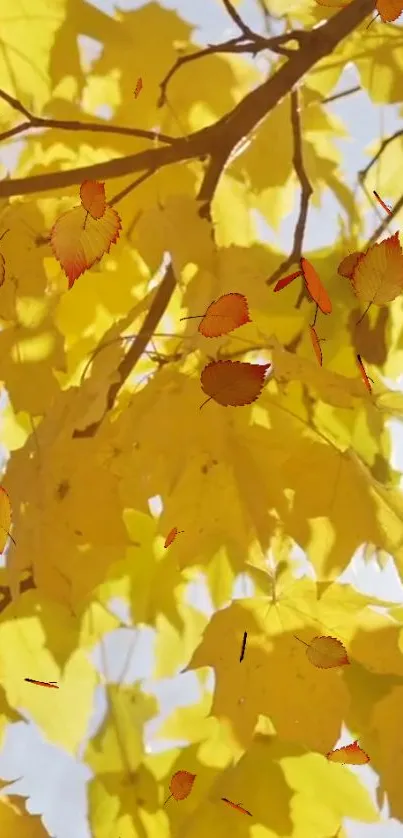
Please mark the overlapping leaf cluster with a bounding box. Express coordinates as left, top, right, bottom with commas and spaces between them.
0, 0, 403, 836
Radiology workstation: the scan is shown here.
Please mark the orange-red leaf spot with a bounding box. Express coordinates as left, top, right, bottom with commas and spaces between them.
301, 257, 332, 314
200, 360, 271, 409
326, 741, 370, 765
273, 270, 302, 292
80, 180, 106, 220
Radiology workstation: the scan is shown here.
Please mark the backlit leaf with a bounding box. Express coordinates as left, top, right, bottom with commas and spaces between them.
200, 360, 271, 408
301, 257, 332, 314
351, 233, 403, 306
327, 741, 370, 764
50, 205, 121, 289
79, 181, 106, 220
304, 636, 350, 669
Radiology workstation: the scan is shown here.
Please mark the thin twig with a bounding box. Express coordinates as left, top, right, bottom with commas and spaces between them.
266, 87, 313, 287
221, 0, 256, 37
322, 84, 361, 104
0, 87, 175, 147
358, 128, 403, 184
158, 30, 310, 106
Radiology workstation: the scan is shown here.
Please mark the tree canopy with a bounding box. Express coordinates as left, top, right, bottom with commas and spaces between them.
0, 0, 403, 835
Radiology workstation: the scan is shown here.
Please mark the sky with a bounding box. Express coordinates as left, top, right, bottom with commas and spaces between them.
0, 0, 403, 836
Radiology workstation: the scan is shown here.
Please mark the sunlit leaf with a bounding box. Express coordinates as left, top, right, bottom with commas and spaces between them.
301, 257, 332, 314
164, 770, 196, 804
351, 233, 403, 309
50, 205, 121, 288
298, 635, 350, 669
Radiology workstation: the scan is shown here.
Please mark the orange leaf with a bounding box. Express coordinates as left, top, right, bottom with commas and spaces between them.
51, 205, 121, 289
376, 0, 403, 21
373, 190, 393, 216
309, 325, 322, 366
199, 293, 251, 338
164, 527, 183, 548
304, 635, 350, 669
356, 354, 373, 393
0, 487, 12, 553
24, 679, 59, 689
326, 741, 370, 765
0, 253, 5, 287
200, 360, 270, 409
351, 232, 403, 306
300, 258, 332, 314
134, 77, 143, 98
221, 798, 252, 816
337, 252, 363, 280
273, 270, 302, 292
165, 771, 196, 804
80, 180, 106, 220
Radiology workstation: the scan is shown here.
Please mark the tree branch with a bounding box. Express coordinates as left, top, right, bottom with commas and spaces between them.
0, 87, 175, 147
358, 128, 403, 184
266, 86, 312, 287
0, 0, 375, 200
365, 192, 403, 248
158, 30, 309, 107
221, 0, 256, 37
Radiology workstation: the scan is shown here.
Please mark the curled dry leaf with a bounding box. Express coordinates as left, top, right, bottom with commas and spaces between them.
200, 360, 271, 409
221, 798, 252, 816
134, 77, 143, 98
326, 741, 370, 765
338, 252, 363, 280
164, 770, 196, 804
303, 635, 350, 669
356, 354, 373, 393
164, 527, 183, 548
51, 205, 122, 288
351, 232, 403, 307
300, 258, 332, 314
79, 180, 106, 220
273, 270, 302, 292
309, 325, 322, 366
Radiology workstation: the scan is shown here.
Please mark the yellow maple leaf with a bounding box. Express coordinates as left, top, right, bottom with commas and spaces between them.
351, 232, 403, 313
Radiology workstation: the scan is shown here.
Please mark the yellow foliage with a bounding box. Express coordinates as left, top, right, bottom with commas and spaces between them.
1, 0, 403, 835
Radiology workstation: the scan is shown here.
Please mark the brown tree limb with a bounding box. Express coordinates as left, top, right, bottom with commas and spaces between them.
365, 192, 403, 248
0, 87, 176, 147
221, 0, 256, 37
0, 0, 375, 200
322, 84, 361, 104
266, 87, 313, 287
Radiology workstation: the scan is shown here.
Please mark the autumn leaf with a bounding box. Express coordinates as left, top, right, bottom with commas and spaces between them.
79, 181, 106, 220
295, 635, 350, 669
327, 741, 370, 765
356, 354, 373, 393
181, 292, 251, 337
134, 77, 143, 98
273, 270, 302, 292
0, 253, 5, 288
373, 190, 393, 215
221, 798, 252, 816
338, 252, 362, 279
164, 527, 183, 548
164, 770, 196, 804
351, 233, 403, 319
301, 257, 332, 314
50, 205, 121, 288
309, 325, 323, 366
200, 360, 271, 408
24, 679, 59, 689
376, 0, 403, 22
